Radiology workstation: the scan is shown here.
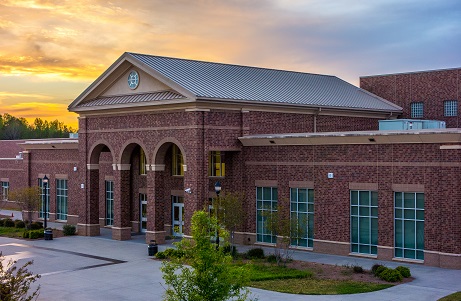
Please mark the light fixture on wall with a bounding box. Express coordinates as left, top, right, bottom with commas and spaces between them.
184, 188, 192, 194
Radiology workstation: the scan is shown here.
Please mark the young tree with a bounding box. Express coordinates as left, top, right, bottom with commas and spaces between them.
213, 192, 246, 253
263, 205, 306, 266
0, 253, 41, 301
8, 186, 41, 229
161, 210, 254, 301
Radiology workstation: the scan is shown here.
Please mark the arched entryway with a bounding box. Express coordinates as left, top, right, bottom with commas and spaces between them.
148, 139, 186, 242
79, 141, 115, 236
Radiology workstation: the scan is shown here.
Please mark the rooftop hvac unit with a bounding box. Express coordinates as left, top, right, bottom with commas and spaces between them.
379, 119, 423, 130
69, 133, 79, 138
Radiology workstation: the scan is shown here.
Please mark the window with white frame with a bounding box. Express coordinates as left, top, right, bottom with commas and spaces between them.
411, 102, 424, 118
394, 192, 424, 260
38, 178, 49, 219
256, 187, 277, 244
290, 188, 314, 248
1, 181, 9, 200
351, 190, 378, 255
56, 179, 68, 220
444, 100, 458, 117
172, 145, 184, 176
105, 180, 114, 226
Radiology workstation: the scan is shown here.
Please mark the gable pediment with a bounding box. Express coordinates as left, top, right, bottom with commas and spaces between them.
68, 53, 196, 112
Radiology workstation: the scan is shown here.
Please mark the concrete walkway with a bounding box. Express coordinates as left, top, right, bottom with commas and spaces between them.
1, 211, 460, 300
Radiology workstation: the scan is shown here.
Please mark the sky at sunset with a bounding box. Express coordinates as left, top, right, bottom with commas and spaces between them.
0, 0, 460, 129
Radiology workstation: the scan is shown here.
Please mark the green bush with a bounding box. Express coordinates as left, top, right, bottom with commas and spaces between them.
0, 219, 4, 227
374, 265, 387, 276
23, 230, 44, 239
3, 218, 15, 227
29, 222, 42, 230
371, 264, 383, 275
396, 266, 411, 278
379, 268, 403, 282
247, 247, 265, 259
155, 251, 167, 259
266, 254, 277, 263
353, 265, 364, 273
14, 220, 25, 228
62, 224, 76, 236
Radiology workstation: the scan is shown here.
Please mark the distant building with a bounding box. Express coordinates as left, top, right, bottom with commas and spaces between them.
1, 54, 460, 268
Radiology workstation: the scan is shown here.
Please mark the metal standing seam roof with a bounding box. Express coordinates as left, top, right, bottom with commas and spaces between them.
79, 91, 185, 108
128, 52, 402, 112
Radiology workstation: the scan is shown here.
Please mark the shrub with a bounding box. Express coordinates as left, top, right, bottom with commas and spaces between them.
0, 253, 41, 301
372, 264, 385, 276
379, 268, 403, 282
155, 251, 167, 259
15, 220, 25, 228
396, 266, 411, 278
24, 230, 44, 239
353, 265, 364, 273
163, 248, 185, 259
3, 218, 15, 227
247, 248, 265, 259
266, 254, 277, 263
0, 219, 4, 227
62, 224, 76, 236
29, 222, 42, 230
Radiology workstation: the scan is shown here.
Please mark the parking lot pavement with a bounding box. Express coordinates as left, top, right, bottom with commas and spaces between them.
1, 235, 461, 301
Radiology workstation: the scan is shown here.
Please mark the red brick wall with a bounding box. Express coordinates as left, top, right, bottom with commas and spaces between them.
242, 143, 461, 255
360, 68, 461, 127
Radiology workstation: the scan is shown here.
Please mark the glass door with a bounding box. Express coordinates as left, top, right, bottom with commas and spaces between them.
140, 193, 147, 233
172, 196, 184, 236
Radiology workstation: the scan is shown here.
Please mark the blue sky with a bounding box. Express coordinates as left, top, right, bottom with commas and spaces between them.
0, 0, 460, 128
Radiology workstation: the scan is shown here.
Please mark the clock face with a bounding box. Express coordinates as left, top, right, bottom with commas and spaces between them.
128, 70, 139, 90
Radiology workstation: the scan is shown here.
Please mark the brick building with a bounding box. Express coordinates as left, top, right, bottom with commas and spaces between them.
1, 53, 460, 268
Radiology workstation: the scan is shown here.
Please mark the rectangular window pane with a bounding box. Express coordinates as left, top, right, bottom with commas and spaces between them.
350, 190, 377, 255
290, 187, 314, 248
411, 102, 424, 118
256, 186, 278, 244
444, 100, 458, 117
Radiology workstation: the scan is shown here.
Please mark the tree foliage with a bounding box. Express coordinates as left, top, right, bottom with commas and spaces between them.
8, 186, 41, 229
161, 210, 254, 301
0, 253, 41, 301
263, 204, 306, 265
213, 192, 246, 250
0, 113, 75, 140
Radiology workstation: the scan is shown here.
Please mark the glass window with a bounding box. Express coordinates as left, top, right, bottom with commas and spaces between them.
140, 148, 147, 175
1, 181, 9, 200
290, 188, 314, 248
394, 192, 424, 260
56, 179, 68, 220
351, 190, 378, 255
172, 145, 184, 176
411, 102, 424, 118
105, 180, 114, 226
444, 100, 458, 117
38, 178, 50, 219
256, 186, 277, 244
209, 151, 225, 177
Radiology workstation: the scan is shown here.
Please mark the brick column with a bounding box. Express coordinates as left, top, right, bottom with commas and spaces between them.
145, 164, 166, 244
112, 164, 131, 240
77, 165, 101, 236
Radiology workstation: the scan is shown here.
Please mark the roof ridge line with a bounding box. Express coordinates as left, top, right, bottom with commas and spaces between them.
128, 52, 336, 79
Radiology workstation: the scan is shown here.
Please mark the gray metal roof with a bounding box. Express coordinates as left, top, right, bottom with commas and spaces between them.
79, 91, 185, 108
129, 53, 401, 112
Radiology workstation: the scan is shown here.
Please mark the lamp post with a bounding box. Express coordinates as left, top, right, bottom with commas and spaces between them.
43, 175, 49, 230
214, 181, 222, 250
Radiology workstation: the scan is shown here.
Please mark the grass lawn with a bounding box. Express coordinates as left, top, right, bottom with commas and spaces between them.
251, 278, 392, 295
229, 261, 393, 295
438, 292, 461, 301
0, 226, 25, 238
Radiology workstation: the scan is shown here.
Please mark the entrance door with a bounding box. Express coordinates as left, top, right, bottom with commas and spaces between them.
172, 196, 184, 236
140, 193, 147, 233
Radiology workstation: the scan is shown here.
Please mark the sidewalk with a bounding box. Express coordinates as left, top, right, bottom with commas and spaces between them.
1, 211, 460, 300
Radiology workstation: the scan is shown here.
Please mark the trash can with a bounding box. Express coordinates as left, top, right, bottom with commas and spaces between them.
148, 240, 158, 256
44, 228, 53, 240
